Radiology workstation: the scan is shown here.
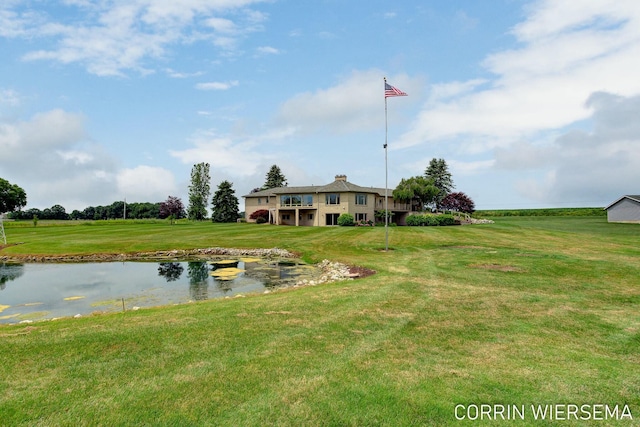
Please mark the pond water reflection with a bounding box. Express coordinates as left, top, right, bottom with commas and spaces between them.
0, 259, 319, 324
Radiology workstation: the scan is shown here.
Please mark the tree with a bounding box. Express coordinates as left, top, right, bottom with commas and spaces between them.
211, 180, 239, 223
441, 192, 476, 214
187, 163, 211, 220
392, 176, 439, 211
49, 204, 69, 220
249, 209, 269, 223
0, 178, 27, 214
159, 196, 186, 223
263, 164, 287, 190
424, 158, 454, 210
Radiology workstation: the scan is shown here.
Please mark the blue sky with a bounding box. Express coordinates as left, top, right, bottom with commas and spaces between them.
1, 0, 639, 213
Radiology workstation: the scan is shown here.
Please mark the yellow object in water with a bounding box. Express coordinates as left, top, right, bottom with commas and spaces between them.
210, 267, 245, 278
0, 313, 20, 320
63, 296, 86, 301
0, 304, 10, 313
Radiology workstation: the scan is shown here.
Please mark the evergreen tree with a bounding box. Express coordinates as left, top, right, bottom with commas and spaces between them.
187, 163, 211, 220
263, 164, 287, 189
211, 180, 239, 223
424, 158, 454, 210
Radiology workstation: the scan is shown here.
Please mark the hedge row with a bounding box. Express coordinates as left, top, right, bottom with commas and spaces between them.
406, 214, 457, 226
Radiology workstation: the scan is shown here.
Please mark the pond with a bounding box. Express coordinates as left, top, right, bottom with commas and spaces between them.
0, 258, 320, 324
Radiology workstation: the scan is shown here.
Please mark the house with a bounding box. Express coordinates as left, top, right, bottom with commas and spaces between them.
604, 195, 640, 223
243, 175, 419, 226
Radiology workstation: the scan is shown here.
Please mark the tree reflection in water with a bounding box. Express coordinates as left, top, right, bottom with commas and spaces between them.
157, 262, 184, 282
187, 261, 209, 300
0, 263, 24, 290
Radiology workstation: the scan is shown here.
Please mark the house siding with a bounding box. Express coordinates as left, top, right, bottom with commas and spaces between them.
243, 175, 416, 226
606, 197, 640, 223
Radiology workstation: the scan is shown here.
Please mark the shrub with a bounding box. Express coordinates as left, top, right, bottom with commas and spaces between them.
255, 217, 267, 224
436, 214, 456, 226
406, 215, 425, 226
249, 209, 269, 222
337, 213, 355, 226
425, 215, 439, 226
406, 214, 457, 226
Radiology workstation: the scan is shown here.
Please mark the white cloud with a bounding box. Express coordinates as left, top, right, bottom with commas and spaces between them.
275, 69, 418, 135
0, 109, 180, 210
169, 130, 271, 177
3, 0, 269, 76
496, 92, 640, 205
116, 166, 178, 201
195, 80, 239, 91
205, 17, 237, 33
0, 109, 87, 161
0, 88, 21, 107
256, 46, 280, 55
165, 68, 204, 78
397, 0, 640, 151
449, 159, 496, 176
56, 150, 94, 165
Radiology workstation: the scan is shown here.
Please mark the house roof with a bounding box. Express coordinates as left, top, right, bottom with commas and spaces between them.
243, 177, 388, 198
604, 195, 640, 210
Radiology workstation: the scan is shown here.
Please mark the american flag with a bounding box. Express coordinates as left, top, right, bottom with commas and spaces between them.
385, 82, 407, 98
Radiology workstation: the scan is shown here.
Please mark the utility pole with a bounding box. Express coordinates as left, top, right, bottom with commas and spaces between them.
1, 215, 6, 245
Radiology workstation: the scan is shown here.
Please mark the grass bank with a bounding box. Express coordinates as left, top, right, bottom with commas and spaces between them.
1, 217, 639, 426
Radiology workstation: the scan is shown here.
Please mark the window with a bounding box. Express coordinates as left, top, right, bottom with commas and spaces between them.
326, 213, 339, 225
280, 194, 312, 207
308, 214, 314, 221
356, 213, 367, 222
258, 197, 262, 205
356, 194, 367, 205
326, 194, 340, 205
282, 214, 290, 220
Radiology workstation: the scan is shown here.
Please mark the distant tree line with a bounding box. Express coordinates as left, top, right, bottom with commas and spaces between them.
5, 162, 241, 223
9, 201, 165, 220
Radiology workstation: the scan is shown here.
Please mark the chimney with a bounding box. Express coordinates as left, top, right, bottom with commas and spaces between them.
335, 174, 347, 182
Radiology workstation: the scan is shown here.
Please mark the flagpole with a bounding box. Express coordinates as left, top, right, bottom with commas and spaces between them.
382, 77, 406, 252
384, 77, 389, 252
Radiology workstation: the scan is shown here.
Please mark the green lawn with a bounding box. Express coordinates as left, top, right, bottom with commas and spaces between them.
1, 217, 639, 426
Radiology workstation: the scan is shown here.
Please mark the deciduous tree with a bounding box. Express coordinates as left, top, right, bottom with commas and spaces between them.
0, 178, 27, 214
393, 176, 439, 211
441, 192, 476, 214
159, 196, 186, 222
187, 163, 210, 220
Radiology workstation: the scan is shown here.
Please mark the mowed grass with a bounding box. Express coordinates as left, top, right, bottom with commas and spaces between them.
1, 217, 639, 426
